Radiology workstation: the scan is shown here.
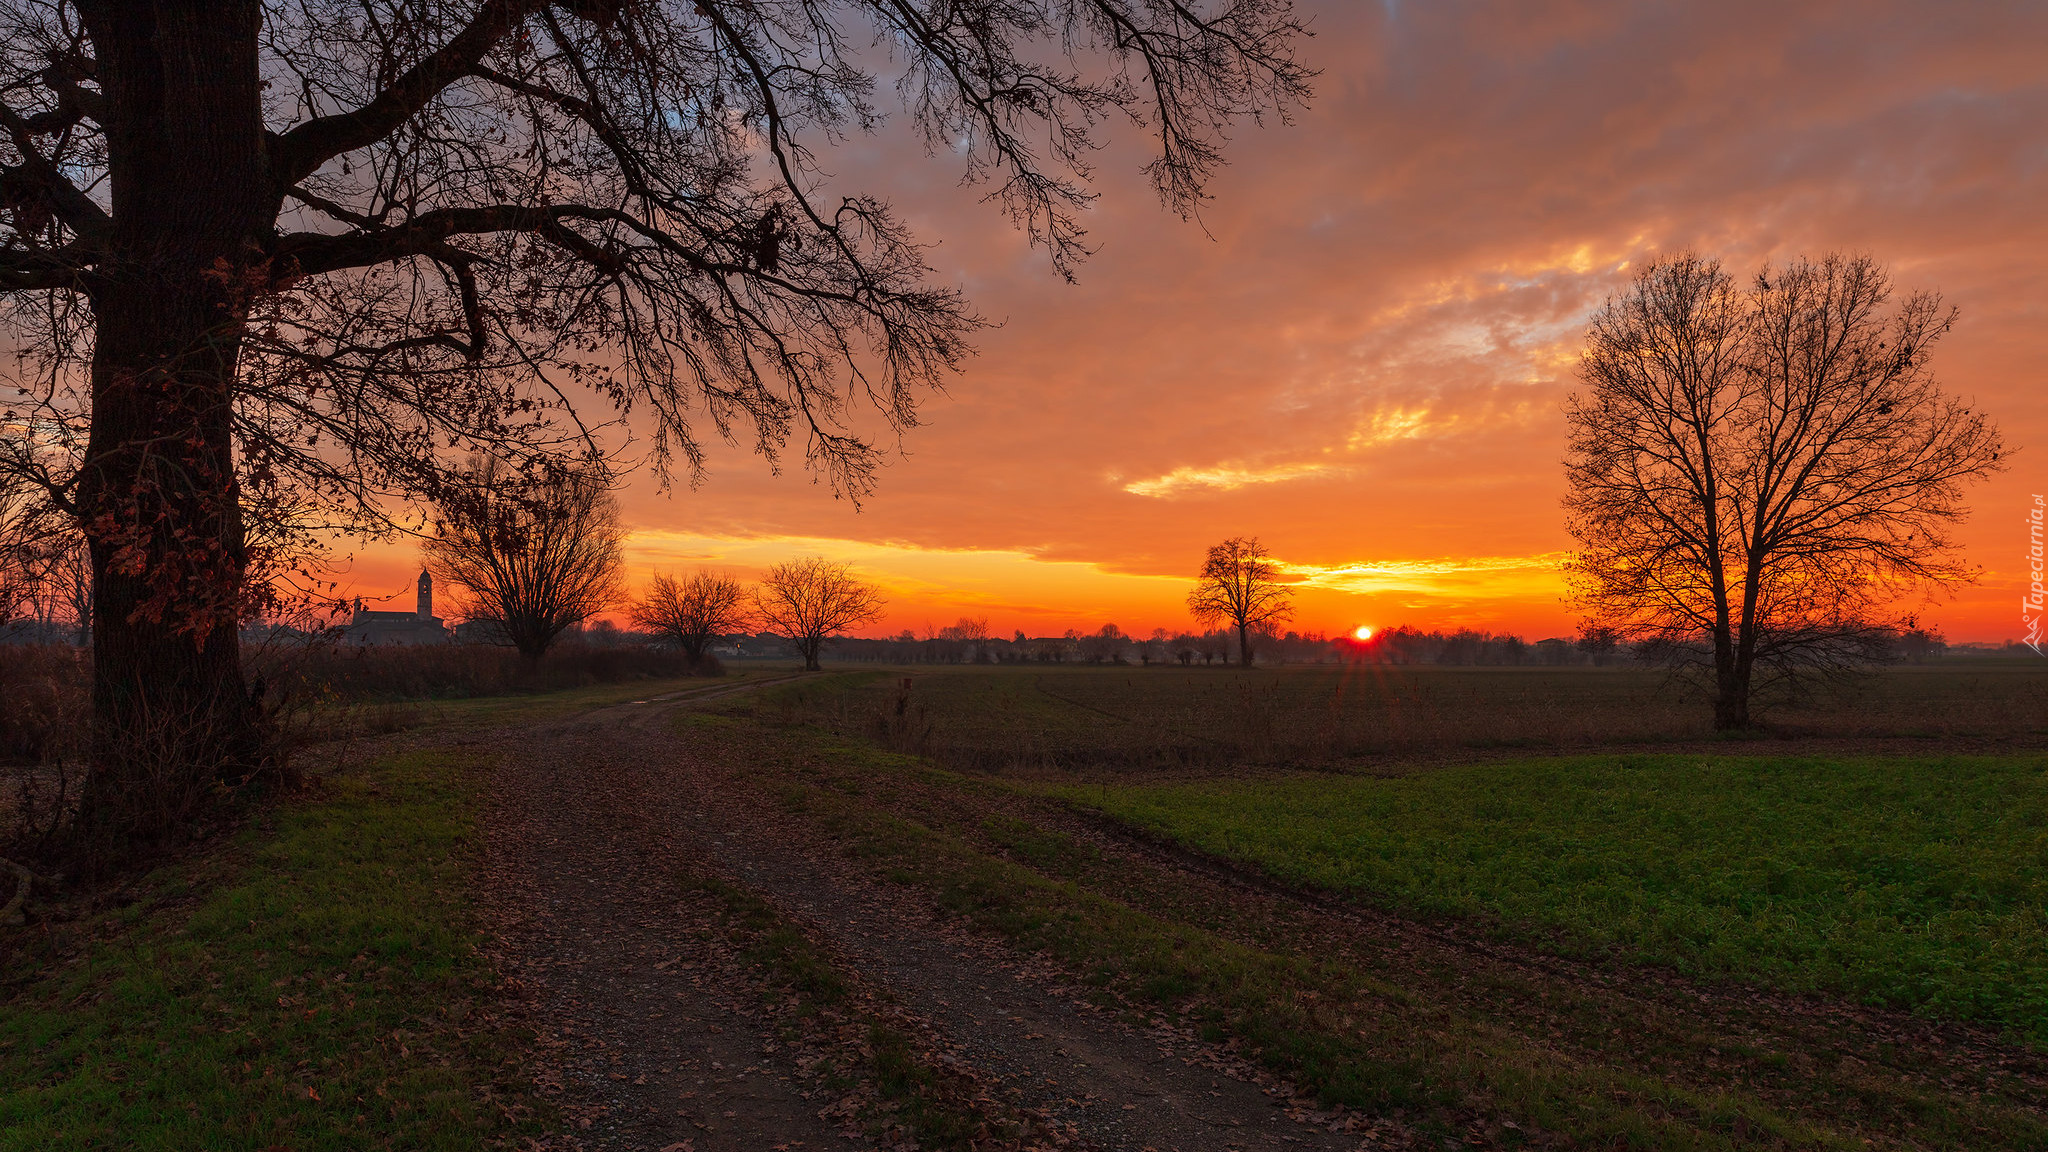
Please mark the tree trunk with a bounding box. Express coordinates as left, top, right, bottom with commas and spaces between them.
1711, 664, 1751, 730
1237, 622, 1252, 667
513, 628, 551, 662
73, 3, 273, 850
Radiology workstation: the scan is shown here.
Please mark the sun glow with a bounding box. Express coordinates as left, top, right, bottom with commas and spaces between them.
1354, 625, 1374, 641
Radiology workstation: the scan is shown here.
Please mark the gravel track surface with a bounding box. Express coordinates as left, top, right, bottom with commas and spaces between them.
480, 690, 1363, 1152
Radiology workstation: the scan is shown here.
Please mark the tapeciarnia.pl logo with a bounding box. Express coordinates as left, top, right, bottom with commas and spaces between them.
2026, 494, 2045, 656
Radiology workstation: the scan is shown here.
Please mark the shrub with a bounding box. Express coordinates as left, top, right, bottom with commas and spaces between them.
0, 645, 87, 767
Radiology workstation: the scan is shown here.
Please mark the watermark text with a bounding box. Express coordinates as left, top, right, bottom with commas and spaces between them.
2026, 494, 2045, 655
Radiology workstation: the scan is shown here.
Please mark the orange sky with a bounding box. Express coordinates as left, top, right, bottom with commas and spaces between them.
347, 0, 2048, 644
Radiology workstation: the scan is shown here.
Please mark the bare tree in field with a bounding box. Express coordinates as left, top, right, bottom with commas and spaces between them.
0, 0, 1310, 847
1187, 537, 1294, 666
1564, 253, 2004, 729
40, 529, 90, 646
630, 569, 751, 667
425, 458, 624, 660
0, 464, 35, 626
936, 615, 990, 663
754, 557, 885, 672
1575, 624, 1621, 667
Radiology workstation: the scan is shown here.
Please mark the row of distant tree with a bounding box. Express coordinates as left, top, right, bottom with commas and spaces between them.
5, 490, 1966, 674
823, 620, 1960, 667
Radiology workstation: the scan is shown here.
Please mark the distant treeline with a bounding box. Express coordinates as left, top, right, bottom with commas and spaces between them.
825, 623, 1616, 666
822, 620, 1970, 667
0, 615, 1977, 668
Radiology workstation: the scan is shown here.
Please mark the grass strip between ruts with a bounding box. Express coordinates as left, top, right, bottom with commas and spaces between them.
686, 873, 1026, 1149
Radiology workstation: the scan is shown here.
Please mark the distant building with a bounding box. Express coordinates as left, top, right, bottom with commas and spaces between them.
344, 570, 448, 645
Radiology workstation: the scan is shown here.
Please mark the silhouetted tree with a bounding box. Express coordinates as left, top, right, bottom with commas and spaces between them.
0, 462, 36, 625
1897, 625, 1945, 664
630, 569, 752, 666
1565, 253, 2003, 728
0, 0, 1309, 847
1142, 626, 1170, 665
1575, 624, 1620, 667
1187, 537, 1295, 666
1078, 622, 1125, 663
754, 557, 885, 671
16, 525, 91, 645
937, 616, 991, 663
426, 458, 624, 659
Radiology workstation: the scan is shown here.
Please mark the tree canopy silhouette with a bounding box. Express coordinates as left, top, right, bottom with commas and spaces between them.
424, 456, 624, 659
630, 567, 751, 665
0, 0, 1310, 846
0, 459, 38, 624
1563, 252, 2004, 729
754, 555, 884, 671
1187, 536, 1293, 666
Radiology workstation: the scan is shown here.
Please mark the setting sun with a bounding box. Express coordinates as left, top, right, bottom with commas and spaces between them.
1354, 625, 1374, 641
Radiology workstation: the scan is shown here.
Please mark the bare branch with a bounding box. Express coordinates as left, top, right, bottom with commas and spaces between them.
268, 0, 537, 187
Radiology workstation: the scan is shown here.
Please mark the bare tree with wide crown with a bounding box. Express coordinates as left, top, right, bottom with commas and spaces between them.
0, 0, 1310, 850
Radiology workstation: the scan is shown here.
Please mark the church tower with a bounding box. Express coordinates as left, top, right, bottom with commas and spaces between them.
417, 569, 433, 619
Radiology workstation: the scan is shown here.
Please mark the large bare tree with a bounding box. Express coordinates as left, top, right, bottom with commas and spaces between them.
630, 567, 750, 665
0, 0, 1309, 844
753, 555, 883, 670
1564, 252, 2004, 729
424, 456, 623, 658
1187, 536, 1293, 666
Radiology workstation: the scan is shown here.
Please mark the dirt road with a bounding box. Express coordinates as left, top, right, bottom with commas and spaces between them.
480, 689, 1365, 1151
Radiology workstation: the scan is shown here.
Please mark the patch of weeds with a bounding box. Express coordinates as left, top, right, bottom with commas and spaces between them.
0, 750, 548, 1151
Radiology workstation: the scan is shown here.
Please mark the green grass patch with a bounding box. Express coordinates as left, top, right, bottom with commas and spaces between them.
0, 751, 545, 1151
1054, 754, 2048, 1038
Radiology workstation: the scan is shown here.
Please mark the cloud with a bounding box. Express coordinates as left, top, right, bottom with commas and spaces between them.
1121, 406, 1449, 498
1122, 460, 1345, 499
1281, 553, 1571, 600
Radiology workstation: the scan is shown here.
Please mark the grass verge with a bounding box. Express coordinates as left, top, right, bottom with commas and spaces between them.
0, 750, 545, 1151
